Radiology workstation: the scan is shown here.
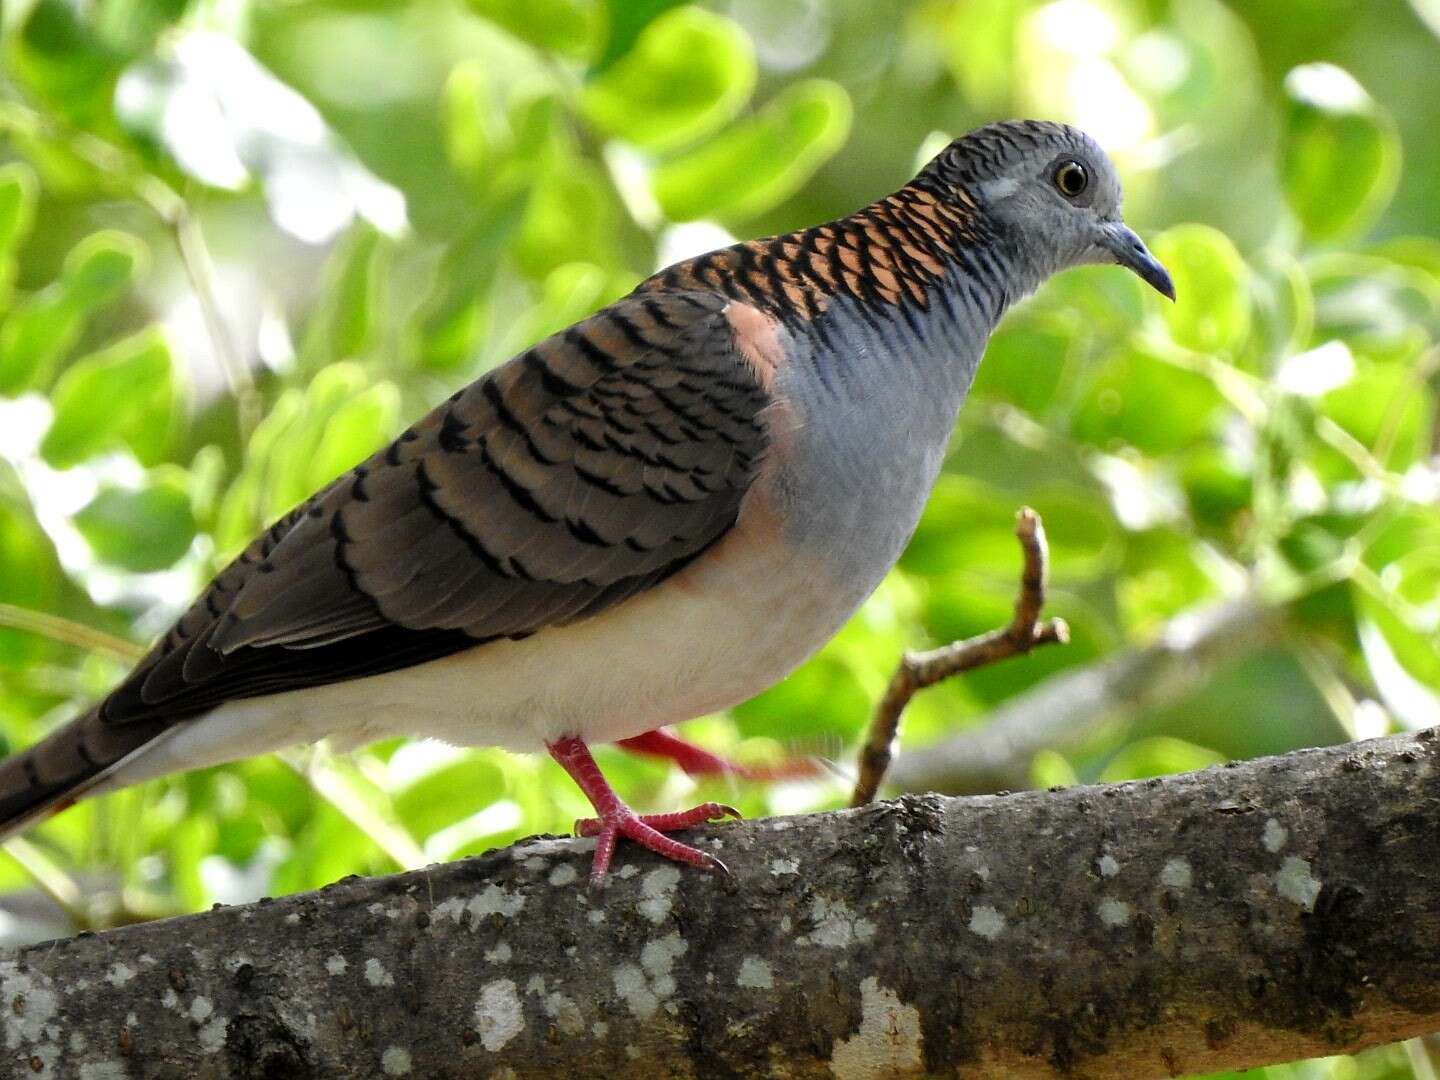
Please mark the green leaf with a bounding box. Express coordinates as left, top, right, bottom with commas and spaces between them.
1151, 224, 1249, 355
1282, 64, 1400, 242
499, 261, 634, 356
215, 365, 399, 549
0, 230, 148, 395
583, 6, 755, 150
0, 288, 83, 395
590, 0, 688, 73
8, 0, 121, 122
391, 754, 506, 840
1355, 582, 1440, 720
514, 158, 623, 280
306, 382, 401, 490
465, 0, 601, 58
442, 61, 500, 183
415, 191, 527, 369
969, 313, 1074, 415
1100, 737, 1225, 781
1117, 528, 1221, 633
268, 364, 386, 509
1179, 445, 1253, 535
75, 468, 197, 572
300, 224, 389, 368
902, 475, 1117, 583
1071, 341, 1226, 455
0, 164, 39, 313
1320, 364, 1433, 472
653, 79, 852, 222
61, 230, 147, 308
41, 328, 177, 469
0, 494, 64, 666
938, 0, 1026, 113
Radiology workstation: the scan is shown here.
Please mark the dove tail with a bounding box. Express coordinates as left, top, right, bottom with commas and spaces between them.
0, 708, 168, 843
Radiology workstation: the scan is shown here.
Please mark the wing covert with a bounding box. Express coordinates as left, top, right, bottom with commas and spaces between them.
102, 290, 772, 725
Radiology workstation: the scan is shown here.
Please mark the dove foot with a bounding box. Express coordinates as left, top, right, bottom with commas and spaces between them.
547, 735, 738, 886
616, 728, 822, 782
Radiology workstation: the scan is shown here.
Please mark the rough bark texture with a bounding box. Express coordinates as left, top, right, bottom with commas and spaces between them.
2, 730, 1437, 1079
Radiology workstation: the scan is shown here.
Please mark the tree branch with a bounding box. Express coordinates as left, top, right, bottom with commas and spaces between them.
889, 594, 1285, 795
4, 730, 1437, 1078
851, 506, 1069, 807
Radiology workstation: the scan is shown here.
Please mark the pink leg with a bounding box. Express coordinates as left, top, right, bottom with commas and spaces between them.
547, 735, 739, 886
616, 728, 822, 782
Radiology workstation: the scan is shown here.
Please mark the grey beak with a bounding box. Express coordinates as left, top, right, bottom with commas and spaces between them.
1103, 222, 1175, 301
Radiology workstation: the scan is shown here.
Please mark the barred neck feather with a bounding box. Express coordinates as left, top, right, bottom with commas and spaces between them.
640, 180, 1015, 335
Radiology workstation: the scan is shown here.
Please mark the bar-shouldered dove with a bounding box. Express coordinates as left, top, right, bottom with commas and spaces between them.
0, 121, 1172, 885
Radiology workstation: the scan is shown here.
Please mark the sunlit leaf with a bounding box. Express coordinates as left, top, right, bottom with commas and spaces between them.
0, 492, 64, 666
1072, 341, 1226, 455
0, 230, 147, 395
1099, 737, 1225, 781
116, 32, 407, 243
466, 0, 601, 58
591, 0, 688, 73
415, 190, 527, 369
0, 290, 83, 396
0, 164, 39, 312
75, 468, 197, 572
1151, 224, 1249, 355
1355, 583, 1440, 727
1320, 363, 1433, 472
970, 313, 1074, 415
653, 79, 852, 222
41, 328, 176, 469
1178, 445, 1253, 535
65, 230, 147, 306
305, 382, 401, 491
499, 261, 634, 356
392, 755, 507, 840
903, 475, 1117, 583
1282, 64, 1400, 242
8, 0, 120, 121
937, 0, 1026, 112
583, 6, 755, 150
442, 60, 501, 183
514, 158, 623, 280
300, 224, 389, 368
1117, 528, 1222, 633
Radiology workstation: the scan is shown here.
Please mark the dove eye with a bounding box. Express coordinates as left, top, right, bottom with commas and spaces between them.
1053, 160, 1088, 198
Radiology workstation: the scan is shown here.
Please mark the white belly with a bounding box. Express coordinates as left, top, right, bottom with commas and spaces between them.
106, 496, 877, 789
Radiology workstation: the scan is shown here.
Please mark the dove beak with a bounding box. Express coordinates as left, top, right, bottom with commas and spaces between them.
1102, 222, 1175, 301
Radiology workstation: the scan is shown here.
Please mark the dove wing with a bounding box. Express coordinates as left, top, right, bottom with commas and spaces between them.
100, 289, 772, 726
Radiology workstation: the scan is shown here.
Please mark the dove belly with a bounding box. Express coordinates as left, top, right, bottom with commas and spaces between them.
103, 494, 872, 787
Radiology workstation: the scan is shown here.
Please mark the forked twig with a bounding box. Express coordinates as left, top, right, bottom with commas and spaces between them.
850, 507, 1069, 807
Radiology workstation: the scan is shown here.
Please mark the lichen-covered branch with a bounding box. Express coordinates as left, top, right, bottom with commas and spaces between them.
3, 731, 1437, 1079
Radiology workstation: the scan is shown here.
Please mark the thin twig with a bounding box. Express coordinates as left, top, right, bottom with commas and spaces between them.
0, 603, 143, 662
0, 836, 90, 929
850, 507, 1069, 807
168, 197, 261, 436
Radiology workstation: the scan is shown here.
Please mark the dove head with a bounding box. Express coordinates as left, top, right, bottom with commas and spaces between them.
925, 120, 1174, 301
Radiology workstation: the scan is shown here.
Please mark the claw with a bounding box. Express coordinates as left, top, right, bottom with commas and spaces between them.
549, 736, 740, 885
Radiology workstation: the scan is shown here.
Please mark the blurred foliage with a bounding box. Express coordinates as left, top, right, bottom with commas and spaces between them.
0, 1, 1437, 1075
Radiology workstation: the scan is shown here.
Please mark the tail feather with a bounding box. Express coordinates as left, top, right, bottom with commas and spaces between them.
0, 708, 166, 843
